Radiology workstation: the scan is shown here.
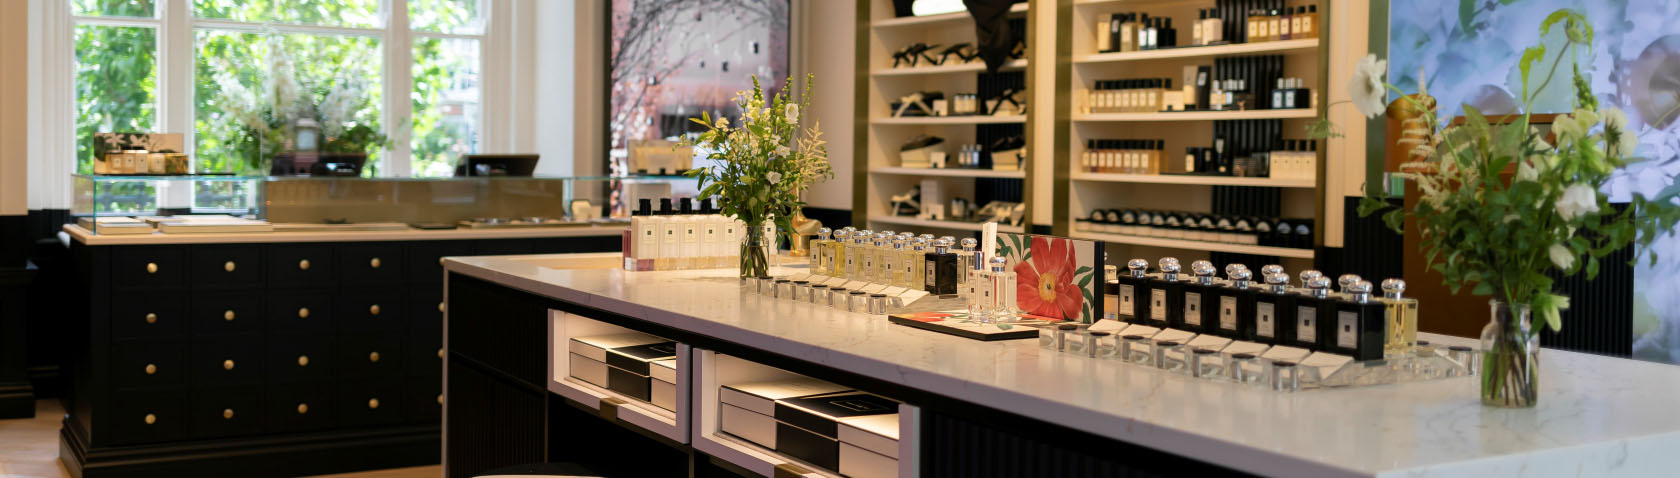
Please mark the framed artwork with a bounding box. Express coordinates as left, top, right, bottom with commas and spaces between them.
996, 233, 1105, 324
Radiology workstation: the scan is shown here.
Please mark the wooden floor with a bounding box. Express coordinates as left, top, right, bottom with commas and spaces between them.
0, 400, 441, 478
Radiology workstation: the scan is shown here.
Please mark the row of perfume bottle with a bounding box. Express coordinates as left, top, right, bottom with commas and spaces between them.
1107, 259, 1415, 360
1182, 137, 1316, 179
1080, 139, 1165, 175
1087, 79, 1176, 113
1077, 209, 1312, 249
624, 197, 770, 272
1245, 5, 1318, 42
1269, 77, 1313, 109
808, 228, 983, 295
1095, 13, 1180, 53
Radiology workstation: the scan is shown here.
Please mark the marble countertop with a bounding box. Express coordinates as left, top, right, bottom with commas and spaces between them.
446, 254, 1680, 478
65, 223, 626, 246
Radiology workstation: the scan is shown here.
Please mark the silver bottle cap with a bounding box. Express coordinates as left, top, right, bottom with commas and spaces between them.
919, 234, 935, 242
880, 230, 896, 238
1337, 274, 1362, 293
1265, 272, 1290, 294
932, 239, 951, 254
940, 235, 956, 245
1127, 258, 1148, 277
872, 233, 887, 246
960, 238, 978, 251
856, 230, 874, 244
1225, 263, 1247, 278
892, 238, 905, 250
1230, 268, 1253, 289
1261, 264, 1284, 277
1158, 258, 1181, 281
1349, 280, 1374, 303
1299, 270, 1323, 288
1191, 260, 1216, 285
818, 227, 832, 240
1381, 278, 1406, 299
989, 256, 1008, 273
912, 238, 928, 251
1307, 276, 1331, 298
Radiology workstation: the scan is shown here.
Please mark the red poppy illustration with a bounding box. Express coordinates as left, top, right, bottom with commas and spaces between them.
1014, 236, 1083, 320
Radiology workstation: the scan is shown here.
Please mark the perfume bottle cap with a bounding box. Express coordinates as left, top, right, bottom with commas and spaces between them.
940, 235, 957, 245
659, 198, 674, 214
1299, 270, 1323, 287
1191, 260, 1215, 276
932, 239, 949, 253
872, 233, 887, 246
818, 227, 831, 240
1126, 259, 1148, 277
1261, 264, 1284, 277
989, 256, 1008, 272
960, 238, 978, 251
1381, 278, 1407, 299
1224, 263, 1247, 278
636, 198, 653, 216
1158, 257, 1181, 273
880, 230, 896, 237
1264, 272, 1290, 293
1349, 280, 1374, 303
1307, 276, 1332, 298
1229, 268, 1252, 288
856, 230, 874, 244
1337, 274, 1362, 293
912, 238, 928, 250
679, 197, 694, 214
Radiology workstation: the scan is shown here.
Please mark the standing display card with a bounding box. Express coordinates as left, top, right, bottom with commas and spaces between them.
887, 310, 1067, 341
994, 233, 1106, 324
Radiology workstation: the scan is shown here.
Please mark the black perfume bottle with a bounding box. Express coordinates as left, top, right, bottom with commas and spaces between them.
1217, 267, 1258, 340
1111, 259, 1152, 323
1291, 271, 1335, 351
1252, 266, 1295, 345
924, 239, 960, 295
1332, 280, 1387, 360
1179, 260, 1218, 334
1148, 258, 1186, 329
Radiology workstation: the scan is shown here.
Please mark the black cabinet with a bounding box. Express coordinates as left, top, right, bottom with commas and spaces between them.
189, 334, 265, 387
111, 292, 188, 339
341, 245, 404, 285
267, 244, 335, 287
189, 246, 263, 289
111, 339, 187, 389
188, 386, 266, 439
112, 246, 186, 290
191, 291, 263, 336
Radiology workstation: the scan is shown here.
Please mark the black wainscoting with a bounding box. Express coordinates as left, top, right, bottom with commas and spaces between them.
0, 263, 36, 418
1542, 242, 1635, 357
924, 410, 1252, 478
1322, 196, 1404, 284
801, 207, 853, 232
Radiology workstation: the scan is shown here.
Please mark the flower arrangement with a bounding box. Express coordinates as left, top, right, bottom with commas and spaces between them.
1006, 235, 1094, 322
680, 75, 832, 278
1332, 9, 1680, 406
210, 34, 387, 173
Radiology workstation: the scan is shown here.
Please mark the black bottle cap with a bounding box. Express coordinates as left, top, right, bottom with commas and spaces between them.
793, 280, 809, 285
1199, 9, 1208, 20
679, 197, 694, 214
1309, 5, 1317, 13
1057, 324, 1079, 331
1416, 340, 1431, 346
658, 198, 674, 215
870, 293, 887, 298
636, 198, 652, 216
1448, 345, 1473, 352
1163, 18, 1172, 29
774, 279, 790, 283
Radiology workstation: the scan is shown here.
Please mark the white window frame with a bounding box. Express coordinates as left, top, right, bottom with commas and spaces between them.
31, 0, 506, 209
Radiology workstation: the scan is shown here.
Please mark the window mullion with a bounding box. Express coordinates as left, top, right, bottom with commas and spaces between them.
384, 0, 414, 177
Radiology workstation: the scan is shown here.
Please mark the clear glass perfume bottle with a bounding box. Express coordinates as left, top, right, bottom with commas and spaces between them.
1380, 278, 1419, 357
958, 238, 979, 297
833, 228, 854, 277
865, 233, 887, 283
924, 239, 959, 295
1333, 280, 1387, 360
883, 237, 906, 286
811, 227, 832, 274
847, 229, 872, 280
904, 238, 928, 290
988, 257, 1018, 323
968, 258, 994, 323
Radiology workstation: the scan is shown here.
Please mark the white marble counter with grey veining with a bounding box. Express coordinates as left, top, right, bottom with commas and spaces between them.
445, 254, 1680, 478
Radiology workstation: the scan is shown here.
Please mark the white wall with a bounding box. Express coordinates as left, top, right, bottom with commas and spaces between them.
529, 0, 575, 177
796, 0, 857, 211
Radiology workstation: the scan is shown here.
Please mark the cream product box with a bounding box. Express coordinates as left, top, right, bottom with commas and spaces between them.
719, 378, 851, 450
837, 413, 900, 478
774, 392, 900, 473
569, 333, 677, 402
650, 358, 677, 412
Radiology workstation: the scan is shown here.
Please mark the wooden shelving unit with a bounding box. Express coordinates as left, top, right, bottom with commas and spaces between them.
1071, 172, 1314, 188
868, 215, 1025, 233
872, 167, 1026, 179
1072, 231, 1315, 258
871, 59, 1027, 77
1071, 109, 1316, 122
1073, 38, 1319, 64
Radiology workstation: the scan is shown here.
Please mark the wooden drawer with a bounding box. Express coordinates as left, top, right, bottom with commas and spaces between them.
266, 291, 333, 331
265, 382, 334, 433
336, 379, 405, 427
335, 288, 404, 331
188, 245, 263, 289
406, 379, 442, 424
110, 292, 187, 340
191, 291, 262, 336
106, 390, 188, 446
111, 339, 186, 389
188, 387, 265, 439
404, 241, 475, 284
267, 333, 333, 383
189, 334, 265, 388
407, 326, 443, 378
340, 244, 404, 285
267, 244, 335, 287
112, 246, 186, 290
335, 332, 404, 379
407, 287, 445, 330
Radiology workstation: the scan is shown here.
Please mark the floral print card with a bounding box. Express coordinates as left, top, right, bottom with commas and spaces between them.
887, 311, 1067, 341
996, 234, 1105, 324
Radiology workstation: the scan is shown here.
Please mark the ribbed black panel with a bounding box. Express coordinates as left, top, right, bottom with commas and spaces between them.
1211, 252, 1284, 273
445, 361, 546, 478
1326, 196, 1404, 282
1542, 242, 1634, 357
447, 274, 549, 386
1211, 185, 1281, 218
924, 410, 1252, 477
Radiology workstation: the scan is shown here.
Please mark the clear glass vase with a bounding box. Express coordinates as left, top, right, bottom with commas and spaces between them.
1480, 300, 1539, 408
739, 221, 770, 279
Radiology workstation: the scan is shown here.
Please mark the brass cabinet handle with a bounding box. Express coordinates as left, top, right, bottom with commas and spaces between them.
145, 313, 158, 324
437, 348, 443, 359
297, 403, 308, 414
367, 398, 380, 409
222, 359, 235, 370
437, 302, 445, 313
297, 307, 309, 319
146, 262, 158, 274
223, 310, 235, 321
222, 409, 234, 419
297, 355, 309, 366
368, 351, 381, 363
436, 394, 443, 405
144, 413, 156, 425
223, 261, 236, 272
369, 304, 381, 316
298, 259, 310, 270
145, 363, 157, 375
370, 257, 382, 269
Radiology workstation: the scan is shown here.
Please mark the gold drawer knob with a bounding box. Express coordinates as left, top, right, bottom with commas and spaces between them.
367, 398, 380, 409
437, 302, 445, 313
146, 262, 158, 274
222, 359, 235, 370
436, 394, 443, 405
437, 348, 443, 359
438, 257, 445, 266
369, 304, 381, 316
223, 261, 236, 272
297, 403, 308, 414
298, 259, 310, 270
222, 408, 234, 419
370, 257, 382, 269
223, 310, 235, 321
144, 413, 156, 425
144, 363, 157, 375
297, 355, 309, 366
145, 313, 158, 324
297, 307, 309, 319
368, 351, 381, 363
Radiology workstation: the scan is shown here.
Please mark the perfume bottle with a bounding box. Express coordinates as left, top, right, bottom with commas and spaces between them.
904, 238, 928, 290
968, 258, 994, 322
630, 198, 659, 270
1336, 273, 1363, 299
678, 198, 701, 270
958, 238, 980, 297
1380, 278, 1419, 357
846, 229, 871, 280
833, 228, 854, 277
924, 239, 959, 295
1148, 258, 1186, 330
1253, 267, 1296, 345
657, 198, 680, 271
883, 237, 906, 286
1179, 260, 1218, 334
865, 233, 888, 283
1218, 267, 1257, 339
988, 257, 1018, 323
811, 228, 832, 274
1112, 259, 1152, 323
1291, 271, 1334, 351
1333, 280, 1387, 360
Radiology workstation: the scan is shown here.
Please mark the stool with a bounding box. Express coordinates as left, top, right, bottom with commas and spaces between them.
472, 463, 606, 478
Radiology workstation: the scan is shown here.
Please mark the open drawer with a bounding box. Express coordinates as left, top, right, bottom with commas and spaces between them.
548, 309, 689, 444
691, 348, 919, 478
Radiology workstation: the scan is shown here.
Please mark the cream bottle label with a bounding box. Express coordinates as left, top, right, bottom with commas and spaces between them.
1296, 306, 1317, 343
1118, 284, 1134, 316
1183, 292, 1202, 325
1337, 311, 1358, 348
1219, 296, 1238, 331
1256, 302, 1276, 338
1150, 289, 1167, 320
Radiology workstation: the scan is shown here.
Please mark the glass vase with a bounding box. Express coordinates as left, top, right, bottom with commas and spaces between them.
1479, 300, 1539, 408
739, 221, 770, 279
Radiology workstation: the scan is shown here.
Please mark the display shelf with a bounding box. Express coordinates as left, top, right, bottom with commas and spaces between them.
872, 59, 1027, 77
871, 2, 1026, 29
867, 215, 1025, 233
871, 115, 1028, 125
1072, 231, 1315, 258
871, 167, 1026, 179
1071, 173, 1314, 188
549, 310, 689, 444
1075, 39, 1318, 64
1072, 109, 1318, 122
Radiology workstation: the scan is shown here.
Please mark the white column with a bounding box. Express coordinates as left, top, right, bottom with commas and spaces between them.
384, 0, 415, 177
27, 0, 77, 210
157, 0, 194, 209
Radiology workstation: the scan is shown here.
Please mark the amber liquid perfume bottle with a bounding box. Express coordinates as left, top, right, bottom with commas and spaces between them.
924, 239, 959, 295
1381, 278, 1419, 357
1332, 280, 1387, 360
1252, 268, 1296, 345
1218, 267, 1258, 340
1112, 259, 1153, 323
1179, 260, 1218, 334
810, 228, 832, 275
1291, 272, 1335, 351
846, 229, 872, 280
1147, 258, 1186, 330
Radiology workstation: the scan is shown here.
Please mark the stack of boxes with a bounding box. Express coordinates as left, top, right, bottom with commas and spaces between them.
720, 378, 901, 477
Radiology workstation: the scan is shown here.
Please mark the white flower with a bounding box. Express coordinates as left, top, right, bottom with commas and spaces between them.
715, 117, 729, 129
1601, 106, 1638, 157
1516, 160, 1539, 182
1551, 113, 1585, 144
1555, 183, 1600, 221
1548, 243, 1575, 270
766, 171, 783, 184
785, 103, 800, 124
774, 145, 791, 157
1347, 54, 1389, 119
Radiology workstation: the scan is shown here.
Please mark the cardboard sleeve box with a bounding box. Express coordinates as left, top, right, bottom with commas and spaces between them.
774, 391, 901, 475
718, 378, 851, 451
569, 333, 677, 403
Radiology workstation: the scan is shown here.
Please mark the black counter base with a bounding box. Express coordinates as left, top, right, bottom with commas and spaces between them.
60, 419, 440, 478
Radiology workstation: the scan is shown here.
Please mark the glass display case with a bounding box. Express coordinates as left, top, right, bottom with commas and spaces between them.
72, 174, 699, 234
